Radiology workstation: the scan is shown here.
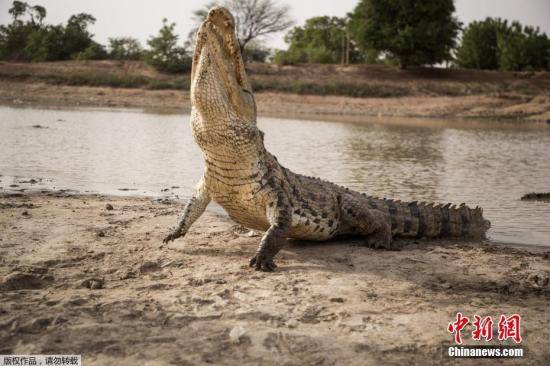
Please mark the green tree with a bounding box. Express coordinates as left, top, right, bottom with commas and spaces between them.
108, 37, 143, 60
456, 18, 550, 71
498, 23, 549, 71
144, 18, 191, 73
62, 13, 96, 57
75, 41, 107, 61
241, 41, 270, 62
0, 1, 43, 60
8, 1, 46, 25
22, 12, 98, 61
455, 18, 506, 69
274, 16, 363, 64
24, 25, 65, 61
348, 0, 460, 68
1, 1, 100, 61
0, 22, 36, 60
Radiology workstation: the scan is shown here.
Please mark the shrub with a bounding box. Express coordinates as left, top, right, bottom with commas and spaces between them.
1, 1, 100, 62
456, 18, 550, 71
75, 41, 107, 61
24, 25, 64, 61
144, 18, 192, 74
275, 16, 363, 65
108, 37, 143, 60
455, 18, 504, 69
242, 43, 270, 63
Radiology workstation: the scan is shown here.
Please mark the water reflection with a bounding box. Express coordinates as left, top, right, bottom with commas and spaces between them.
340, 123, 445, 201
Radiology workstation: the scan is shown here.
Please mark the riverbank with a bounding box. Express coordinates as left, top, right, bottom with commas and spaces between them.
1, 192, 549, 365
1, 60, 549, 122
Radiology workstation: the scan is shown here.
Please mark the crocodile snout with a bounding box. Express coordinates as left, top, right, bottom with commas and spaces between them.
207, 6, 235, 30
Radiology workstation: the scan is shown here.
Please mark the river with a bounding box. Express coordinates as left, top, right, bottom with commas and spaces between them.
1, 105, 549, 246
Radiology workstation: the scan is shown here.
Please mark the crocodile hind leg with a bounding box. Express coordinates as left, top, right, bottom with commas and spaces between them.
340, 195, 396, 250
249, 193, 291, 271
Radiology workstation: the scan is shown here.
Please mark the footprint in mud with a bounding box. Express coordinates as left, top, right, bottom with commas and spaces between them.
0, 271, 54, 291
17, 317, 53, 334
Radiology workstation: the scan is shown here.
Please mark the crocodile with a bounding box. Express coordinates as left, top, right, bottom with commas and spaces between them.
163, 6, 491, 271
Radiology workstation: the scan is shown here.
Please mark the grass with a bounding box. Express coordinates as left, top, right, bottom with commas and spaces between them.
0, 69, 415, 97
251, 80, 411, 98
0, 70, 190, 90
0, 66, 540, 98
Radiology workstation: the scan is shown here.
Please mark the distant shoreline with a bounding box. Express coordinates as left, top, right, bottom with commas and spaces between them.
1, 60, 549, 123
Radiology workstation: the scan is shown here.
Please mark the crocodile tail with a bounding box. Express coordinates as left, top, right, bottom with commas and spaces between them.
377, 198, 491, 239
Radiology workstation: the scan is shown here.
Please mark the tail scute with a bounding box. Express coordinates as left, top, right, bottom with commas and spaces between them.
377, 198, 490, 239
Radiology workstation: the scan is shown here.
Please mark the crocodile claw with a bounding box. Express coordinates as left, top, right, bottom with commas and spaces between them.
365, 237, 402, 251
162, 229, 181, 244
249, 253, 277, 272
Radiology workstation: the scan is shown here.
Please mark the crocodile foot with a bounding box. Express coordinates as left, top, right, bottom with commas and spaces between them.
162, 228, 183, 243
249, 253, 277, 272
365, 229, 401, 250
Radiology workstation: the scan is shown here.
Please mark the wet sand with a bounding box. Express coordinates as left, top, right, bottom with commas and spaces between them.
1, 192, 549, 365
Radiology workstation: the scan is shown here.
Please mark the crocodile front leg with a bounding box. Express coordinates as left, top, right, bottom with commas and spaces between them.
163, 177, 210, 243
249, 194, 291, 271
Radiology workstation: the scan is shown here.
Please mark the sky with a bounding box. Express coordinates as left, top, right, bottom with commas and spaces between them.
1, 0, 549, 50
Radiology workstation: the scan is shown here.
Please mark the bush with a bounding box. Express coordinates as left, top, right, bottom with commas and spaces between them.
0, 21, 38, 60
24, 25, 64, 61
242, 43, 270, 63
144, 18, 192, 74
455, 18, 504, 69
108, 37, 143, 60
275, 16, 364, 65
456, 18, 550, 71
75, 41, 107, 60
498, 23, 549, 71
0, 1, 100, 62
62, 13, 97, 58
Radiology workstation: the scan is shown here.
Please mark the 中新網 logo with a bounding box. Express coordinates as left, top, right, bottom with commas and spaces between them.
448, 313, 522, 344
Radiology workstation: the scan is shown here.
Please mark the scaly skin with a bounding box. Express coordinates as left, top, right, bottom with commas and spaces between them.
164, 7, 491, 271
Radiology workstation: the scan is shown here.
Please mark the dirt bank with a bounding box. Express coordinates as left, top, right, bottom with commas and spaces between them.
1, 192, 549, 365
1, 60, 549, 122
2, 80, 549, 123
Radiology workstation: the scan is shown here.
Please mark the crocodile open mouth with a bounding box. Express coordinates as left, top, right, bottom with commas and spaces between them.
193, 8, 244, 88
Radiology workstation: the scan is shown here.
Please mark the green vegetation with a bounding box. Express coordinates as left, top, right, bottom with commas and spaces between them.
108, 37, 143, 61
273, 16, 363, 64
251, 79, 410, 97
1, 0, 549, 77
0, 2, 100, 61
347, 0, 460, 68
456, 18, 550, 71
0, 68, 189, 90
143, 18, 191, 74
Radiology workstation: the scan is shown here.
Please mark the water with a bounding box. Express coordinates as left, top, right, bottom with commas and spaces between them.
1, 105, 549, 247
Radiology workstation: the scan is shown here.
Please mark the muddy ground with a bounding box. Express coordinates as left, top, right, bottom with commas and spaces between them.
1, 192, 549, 365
